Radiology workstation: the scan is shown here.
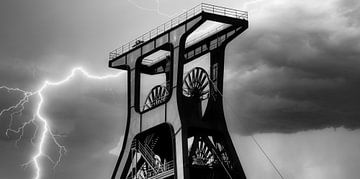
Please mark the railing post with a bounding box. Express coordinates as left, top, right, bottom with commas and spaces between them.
109, 3, 248, 65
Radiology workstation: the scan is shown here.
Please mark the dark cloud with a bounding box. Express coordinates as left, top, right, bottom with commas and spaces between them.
0, 0, 176, 177
224, 0, 360, 134
1, 0, 360, 178
38, 74, 126, 178
0, 0, 166, 90
0, 72, 127, 178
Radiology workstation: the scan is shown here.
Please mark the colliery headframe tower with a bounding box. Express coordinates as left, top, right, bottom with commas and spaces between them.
109, 3, 248, 179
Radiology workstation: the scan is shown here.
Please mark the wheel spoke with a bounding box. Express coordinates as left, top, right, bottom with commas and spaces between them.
200, 81, 209, 92
184, 79, 191, 90
183, 67, 211, 100
143, 85, 169, 110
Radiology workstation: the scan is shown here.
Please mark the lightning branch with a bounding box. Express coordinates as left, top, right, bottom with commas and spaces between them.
0, 67, 123, 179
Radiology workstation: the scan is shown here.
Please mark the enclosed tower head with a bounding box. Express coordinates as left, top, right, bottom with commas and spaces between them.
109, 3, 248, 179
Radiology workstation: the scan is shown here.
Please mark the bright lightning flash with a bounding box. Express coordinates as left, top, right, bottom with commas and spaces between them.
127, 0, 183, 18
0, 67, 123, 179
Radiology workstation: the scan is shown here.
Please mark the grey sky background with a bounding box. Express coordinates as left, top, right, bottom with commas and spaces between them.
0, 0, 360, 179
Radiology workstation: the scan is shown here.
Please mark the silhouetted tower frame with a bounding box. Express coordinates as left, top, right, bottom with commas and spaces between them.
109, 3, 248, 179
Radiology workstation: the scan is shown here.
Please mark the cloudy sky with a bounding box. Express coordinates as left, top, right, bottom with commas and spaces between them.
1, 0, 360, 179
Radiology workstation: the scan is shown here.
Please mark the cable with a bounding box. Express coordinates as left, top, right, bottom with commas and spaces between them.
208, 77, 286, 179
251, 135, 285, 179
180, 68, 286, 178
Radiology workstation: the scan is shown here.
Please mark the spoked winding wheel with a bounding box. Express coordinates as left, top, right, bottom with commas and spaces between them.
183, 67, 210, 100
143, 85, 169, 111
191, 138, 214, 166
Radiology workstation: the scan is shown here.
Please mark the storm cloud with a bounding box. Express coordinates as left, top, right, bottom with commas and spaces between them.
1, 0, 360, 178
0, 72, 127, 178
223, 0, 360, 134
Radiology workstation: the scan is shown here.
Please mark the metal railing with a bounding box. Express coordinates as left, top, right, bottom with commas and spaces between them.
146, 161, 174, 179
140, 23, 230, 66
109, 3, 248, 60
127, 160, 174, 179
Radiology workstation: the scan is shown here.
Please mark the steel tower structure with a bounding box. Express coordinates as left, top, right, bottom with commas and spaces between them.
109, 3, 248, 179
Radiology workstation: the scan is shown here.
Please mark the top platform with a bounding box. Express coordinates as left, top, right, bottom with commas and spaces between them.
109, 3, 248, 61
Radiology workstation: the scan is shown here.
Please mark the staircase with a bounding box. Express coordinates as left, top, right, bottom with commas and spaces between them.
135, 141, 175, 179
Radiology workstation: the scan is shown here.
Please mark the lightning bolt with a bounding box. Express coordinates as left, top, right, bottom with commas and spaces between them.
127, 0, 182, 18
0, 67, 123, 179
242, 0, 264, 10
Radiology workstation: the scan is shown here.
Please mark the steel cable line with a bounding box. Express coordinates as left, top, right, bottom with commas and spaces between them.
207, 77, 286, 179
